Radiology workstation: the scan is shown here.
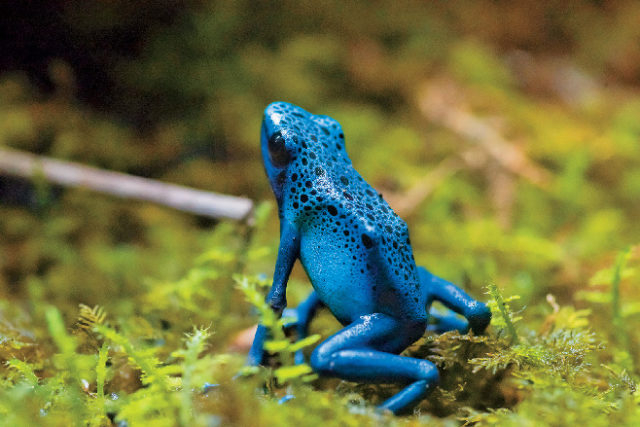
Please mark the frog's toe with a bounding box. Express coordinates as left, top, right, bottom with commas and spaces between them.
377, 377, 438, 415
281, 307, 299, 329
467, 302, 492, 335
294, 349, 306, 365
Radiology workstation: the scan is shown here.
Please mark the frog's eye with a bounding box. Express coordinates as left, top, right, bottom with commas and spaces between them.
268, 132, 291, 167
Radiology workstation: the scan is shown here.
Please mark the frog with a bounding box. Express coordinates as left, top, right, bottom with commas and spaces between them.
249, 101, 491, 414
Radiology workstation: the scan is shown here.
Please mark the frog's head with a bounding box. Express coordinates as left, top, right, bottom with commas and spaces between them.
261, 101, 346, 203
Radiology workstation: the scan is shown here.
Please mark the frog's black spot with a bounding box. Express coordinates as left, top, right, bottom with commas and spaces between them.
327, 205, 338, 216
291, 187, 296, 193
304, 205, 311, 211
393, 241, 398, 249
339, 133, 344, 139
291, 173, 298, 182
321, 126, 330, 135
305, 181, 312, 188
406, 237, 411, 245
301, 140, 308, 149
292, 135, 298, 143
366, 203, 373, 210
366, 213, 375, 221
340, 176, 349, 185
343, 230, 349, 236
292, 112, 304, 118
343, 191, 353, 201
340, 214, 346, 219
311, 135, 318, 142
413, 297, 419, 303
336, 144, 342, 150
311, 190, 317, 195
316, 196, 323, 202
315, 167, 324, 176
300, 194, 308, 203
322, 142, 329, 148
293, 202, 299, 209
366, 189, 374, 196
309, 152, 317, 159
385, 225, 393, 233
301, 157, 308, 166
276, 171, 286, 185
361, 233, 374, 249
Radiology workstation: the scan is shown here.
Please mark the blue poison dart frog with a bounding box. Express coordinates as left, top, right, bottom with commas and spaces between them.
249, 102, 491, 414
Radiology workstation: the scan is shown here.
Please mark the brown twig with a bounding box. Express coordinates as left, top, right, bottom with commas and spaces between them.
418, 79, 552, 188
0, 147, 254, 222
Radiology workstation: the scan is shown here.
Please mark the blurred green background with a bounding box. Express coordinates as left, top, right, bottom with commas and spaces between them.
1, 1, 640, 425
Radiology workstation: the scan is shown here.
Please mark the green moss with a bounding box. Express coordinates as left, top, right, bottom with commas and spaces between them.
2, 1, 640, 425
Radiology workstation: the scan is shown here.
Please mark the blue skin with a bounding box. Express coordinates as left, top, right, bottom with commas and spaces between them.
249, 102, 491, 414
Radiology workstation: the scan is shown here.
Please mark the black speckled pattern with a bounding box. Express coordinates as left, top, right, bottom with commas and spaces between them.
261, 101, 425, 323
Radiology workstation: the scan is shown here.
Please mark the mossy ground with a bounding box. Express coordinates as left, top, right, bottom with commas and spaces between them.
1, 2, 640, 425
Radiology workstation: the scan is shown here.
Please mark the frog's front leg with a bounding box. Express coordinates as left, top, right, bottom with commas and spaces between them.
310, 313, 437, 414
418, 267, 491, 335
247, 220, 300, 366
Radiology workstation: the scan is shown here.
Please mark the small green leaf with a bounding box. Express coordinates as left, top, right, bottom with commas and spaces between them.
263, 339, 290, 352
96, 342, 109, 399
274, 364, 314, 382
6, 359, 38, 387
289, 334, 321, 352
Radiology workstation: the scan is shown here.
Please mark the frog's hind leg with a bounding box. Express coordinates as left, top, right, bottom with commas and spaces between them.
418, 266, 491, 335
427, 307, 469, 334
310, 313, 438, 414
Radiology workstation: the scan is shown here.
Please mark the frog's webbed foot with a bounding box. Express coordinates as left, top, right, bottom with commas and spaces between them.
310, 313, 438, 415
248, 291, 322, 366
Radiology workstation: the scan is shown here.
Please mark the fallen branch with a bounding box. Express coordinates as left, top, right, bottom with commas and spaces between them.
418, 79, 552, 188
413, 78, 554, 227
0, 147, 254, 223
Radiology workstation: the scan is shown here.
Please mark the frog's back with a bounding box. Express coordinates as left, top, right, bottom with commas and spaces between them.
269, 102, 427, 324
